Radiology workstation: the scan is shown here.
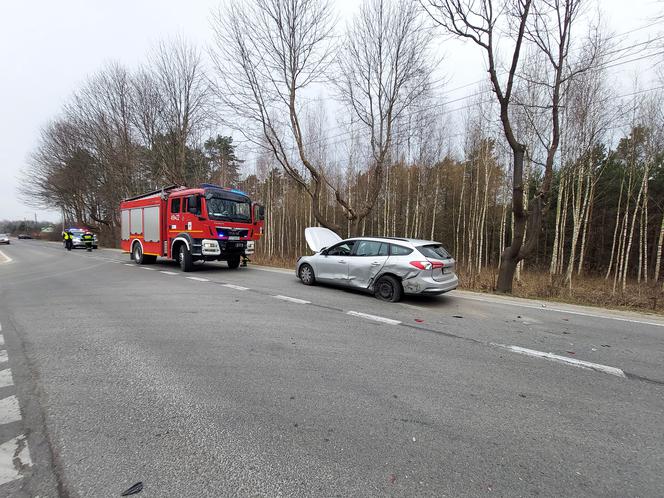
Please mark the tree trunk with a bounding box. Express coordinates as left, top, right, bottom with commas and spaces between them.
496, 148, 527, 293
654, 211, 664, 282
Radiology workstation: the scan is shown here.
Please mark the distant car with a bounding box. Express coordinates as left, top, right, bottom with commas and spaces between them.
0, 233, 9, 244
17, 234, 31, 239
68, 229, 98, 249
296, 227, 458, 302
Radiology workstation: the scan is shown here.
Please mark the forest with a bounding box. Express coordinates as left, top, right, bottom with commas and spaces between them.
20, 0, 664, 310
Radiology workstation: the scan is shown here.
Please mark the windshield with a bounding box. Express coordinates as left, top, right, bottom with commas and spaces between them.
206, 196, 251, 222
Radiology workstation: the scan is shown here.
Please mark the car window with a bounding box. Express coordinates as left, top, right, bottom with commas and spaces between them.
390, 244, 413, 256
327, 241, 355, 256
354, 240, 388, 257
417, 244, 451, 259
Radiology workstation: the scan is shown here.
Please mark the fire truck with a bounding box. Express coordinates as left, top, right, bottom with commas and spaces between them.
119, 184, 264, 271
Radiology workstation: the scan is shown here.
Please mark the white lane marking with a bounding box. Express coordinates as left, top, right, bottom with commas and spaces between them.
0, 369, 14, 388
458, 293, 664, 328
186, 277, 209, 282
223, 283, 249, 291
0, 395, 22, 424
346, 311, 401, 325
160, 271, 179, 275
494, 344, 627, 378
0, 334, 3, 345
140, 267, 155, 270
0, 435, 31, 485
0, 250, 12, 264
274, 295, 310, 304
0, 351, 7, 363
124, 263, 134, 267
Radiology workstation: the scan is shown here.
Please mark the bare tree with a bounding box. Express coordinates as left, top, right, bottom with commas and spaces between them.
210, 0, 341, 231
423, 0, 591, 292
149, 37, 212, 185
335, 0, 435, 233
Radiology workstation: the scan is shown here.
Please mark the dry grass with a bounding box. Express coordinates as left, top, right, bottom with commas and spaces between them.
458, 267, 664, 315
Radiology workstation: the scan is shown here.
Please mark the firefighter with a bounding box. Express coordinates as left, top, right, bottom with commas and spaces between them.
81, 231, 94, 252
62, 229, 72, 251
241, 254, 250, 267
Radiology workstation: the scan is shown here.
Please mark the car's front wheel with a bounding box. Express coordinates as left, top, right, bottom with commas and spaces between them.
374, 275, 403, 302
298, 263, 316, 286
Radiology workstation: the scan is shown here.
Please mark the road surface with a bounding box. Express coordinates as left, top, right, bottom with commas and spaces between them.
0, 240, 662, 497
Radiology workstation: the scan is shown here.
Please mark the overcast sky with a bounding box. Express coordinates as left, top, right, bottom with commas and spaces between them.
0, 0, 661, 223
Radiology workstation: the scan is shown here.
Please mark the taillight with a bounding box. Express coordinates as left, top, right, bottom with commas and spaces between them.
409, 260, 445, 270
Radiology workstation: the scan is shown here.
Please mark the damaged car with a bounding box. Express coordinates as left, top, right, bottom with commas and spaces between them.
296, 227, 458, 302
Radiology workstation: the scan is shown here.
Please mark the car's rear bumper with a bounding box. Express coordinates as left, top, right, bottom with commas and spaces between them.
402, 273, 458, 295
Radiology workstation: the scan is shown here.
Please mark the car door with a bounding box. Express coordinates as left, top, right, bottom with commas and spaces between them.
315, 241, 355, 284
347, 240, 389, 289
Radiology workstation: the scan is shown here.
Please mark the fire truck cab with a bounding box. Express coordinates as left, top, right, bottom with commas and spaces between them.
120, 184, 264, 271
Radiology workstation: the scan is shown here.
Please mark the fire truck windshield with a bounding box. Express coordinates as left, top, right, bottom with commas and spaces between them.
206, 196, 251, 222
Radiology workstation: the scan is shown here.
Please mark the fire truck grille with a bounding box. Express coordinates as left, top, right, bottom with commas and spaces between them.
216, 228, 249, 238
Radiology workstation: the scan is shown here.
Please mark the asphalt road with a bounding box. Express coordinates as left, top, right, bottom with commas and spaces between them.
0, 240, 663, 497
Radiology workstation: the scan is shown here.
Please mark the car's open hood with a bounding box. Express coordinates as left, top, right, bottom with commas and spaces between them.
304, 227, 342, 253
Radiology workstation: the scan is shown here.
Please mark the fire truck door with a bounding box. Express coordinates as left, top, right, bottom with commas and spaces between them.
169, 197, 183, 235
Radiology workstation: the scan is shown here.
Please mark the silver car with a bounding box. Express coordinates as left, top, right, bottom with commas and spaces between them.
296, 227, 458, 302
0, 233, 9, 244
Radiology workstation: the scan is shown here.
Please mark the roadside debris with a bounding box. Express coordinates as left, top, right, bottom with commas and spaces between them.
121, 482, 143, 496
452, 315, 463, 319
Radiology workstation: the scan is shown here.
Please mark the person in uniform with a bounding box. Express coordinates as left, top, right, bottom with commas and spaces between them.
82, 231, 94, 252
62, 229, 73, 251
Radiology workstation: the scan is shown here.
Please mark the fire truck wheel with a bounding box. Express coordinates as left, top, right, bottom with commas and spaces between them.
178, 245, 193, 272
227, 255, 241, 269
133, 243, 145, 264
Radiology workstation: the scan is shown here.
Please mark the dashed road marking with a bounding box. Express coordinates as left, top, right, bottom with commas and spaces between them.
347, 311, 401, 325
274, 295, 310, 304
0, 435, 31, 485
123, 263, 134, 267
140, 267, 155, 270
494, 344, 627, 378
0, 395, 21, 424
223, 284, 249, 291
0, 250, 12, 264
0, 321, 32, 485
186, 277, 209, 282
160, 271, 179, 275
0, 369, 14, 389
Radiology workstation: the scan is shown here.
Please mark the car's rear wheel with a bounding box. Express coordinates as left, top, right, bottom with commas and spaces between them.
298, 263, 316, 286
374, 275, 402, 302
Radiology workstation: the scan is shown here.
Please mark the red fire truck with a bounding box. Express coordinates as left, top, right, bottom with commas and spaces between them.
119, 184, 264, 271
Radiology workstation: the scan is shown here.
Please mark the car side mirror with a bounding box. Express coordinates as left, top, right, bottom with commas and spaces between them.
320, 247, 328, 255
